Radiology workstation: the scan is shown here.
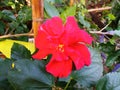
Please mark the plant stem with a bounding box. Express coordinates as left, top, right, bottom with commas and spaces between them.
99, 21, 111, 32
88, 6, 111, 12
0, 33, 34, 39
90, 21, 111, 35
63, 78, 72, 90
90, 31, 110, 35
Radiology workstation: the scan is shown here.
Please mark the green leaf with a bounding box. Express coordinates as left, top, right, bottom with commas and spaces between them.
60, 47, 103, 88
99, 42, 115, 54
106, 50, 120, 66
16, 36, 28, 41
8, 60, 54, 90
2, 10, 16, 21
15, 24, 29, 33
0, 11, 2, 19
60, 5, 76, 22
107, 13, 116, 21
78, 12, 90, 28
46, 0, 55, 3
0, 59, 12, 81
0, 59, 14, 90
11, 43, 31, 60
9, 21, 19, 30
17, 6, 32, 23
45, 0, 62, 4
0, 21, 5, 35
80, 0, 86, 5
44, 0, 59, 17
96, 72, 120, 90
55, 0, 62, 3
72, 47, 103, 87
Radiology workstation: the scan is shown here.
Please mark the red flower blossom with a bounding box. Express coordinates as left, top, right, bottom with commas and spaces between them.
32, 16, 93, 78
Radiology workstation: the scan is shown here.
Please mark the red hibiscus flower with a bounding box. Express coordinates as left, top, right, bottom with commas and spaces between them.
32, 16, 93, 78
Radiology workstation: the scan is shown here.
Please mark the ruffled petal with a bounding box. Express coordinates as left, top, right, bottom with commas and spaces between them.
35, 16, 64, 49
76, 44, 91, 66
62, 16, 93, 45
35, 27, 59, 51
46, 56, 72, 78
52, 51, 69, 61
32, 49, 52, 60
35, 29, 49, 49
77, 30, 93, 44
42, 17, 64, 37
65, 43, 91, 70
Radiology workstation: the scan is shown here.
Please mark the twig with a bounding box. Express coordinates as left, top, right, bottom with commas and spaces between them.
64, 78, 72, 90
90, 31, 109, 35
88, 6, 112, 12
99, 21, 111, 32
0, 33, 34, 39
90, 31, 111, 35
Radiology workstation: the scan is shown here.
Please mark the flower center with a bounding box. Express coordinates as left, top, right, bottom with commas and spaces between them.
57, 44, 64, 52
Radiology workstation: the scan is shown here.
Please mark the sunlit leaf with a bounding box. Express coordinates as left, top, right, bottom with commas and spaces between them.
107, 13, 116, 21
80, 0, 86, 5
0, 39, 35, 58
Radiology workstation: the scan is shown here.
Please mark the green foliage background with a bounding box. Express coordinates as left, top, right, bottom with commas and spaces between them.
0, 0, 120, 90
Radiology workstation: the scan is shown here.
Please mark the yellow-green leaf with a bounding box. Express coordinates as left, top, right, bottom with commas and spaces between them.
0, 39, 35, 58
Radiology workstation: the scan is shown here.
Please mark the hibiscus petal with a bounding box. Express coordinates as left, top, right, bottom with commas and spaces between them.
32, 49, 52, 60
65, 43, 91, 70
42, 17, 64, 37
62, 16, 93, 45
35, 16, 64, 49
35, 29, 49, 49
52, 51, 69, 61
77, 30, 93, 44
46, 56, 72, 78
76, 44, 91, 65
35, 27, 59, 50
